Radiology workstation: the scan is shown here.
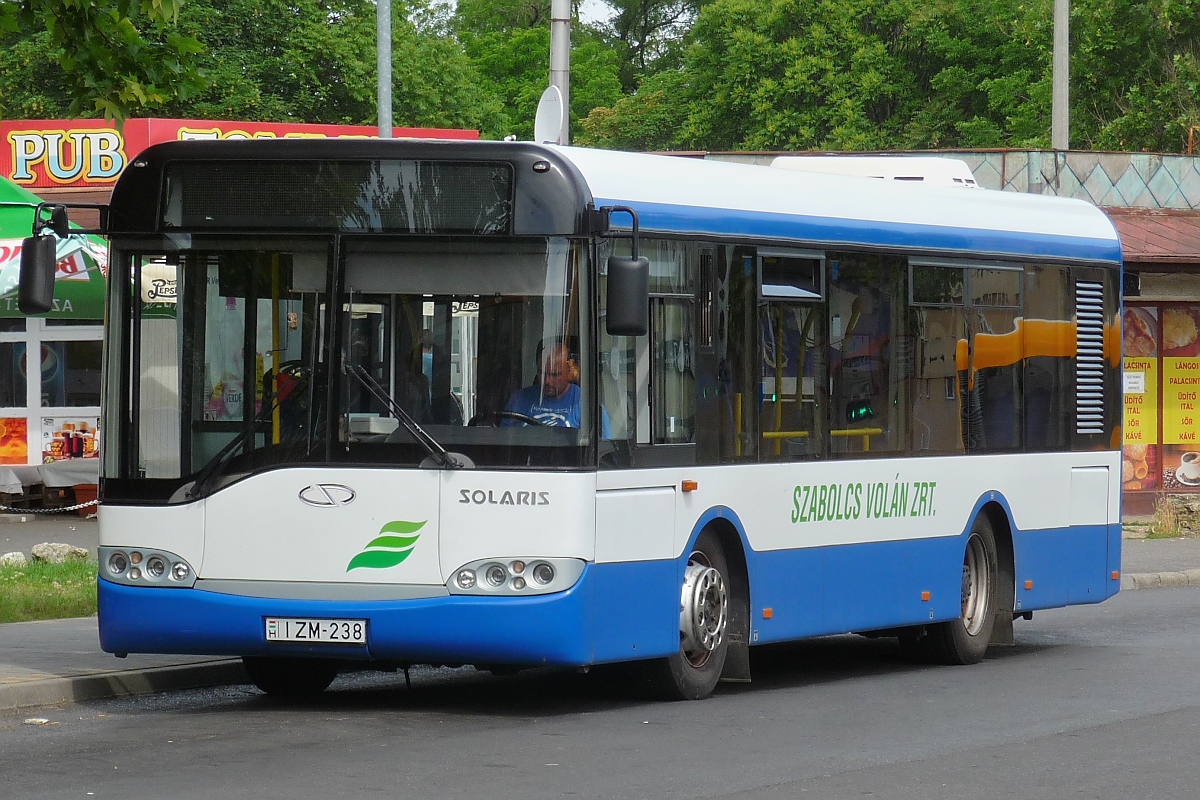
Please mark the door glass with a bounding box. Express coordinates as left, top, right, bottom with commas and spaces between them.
759, 302, 826, 460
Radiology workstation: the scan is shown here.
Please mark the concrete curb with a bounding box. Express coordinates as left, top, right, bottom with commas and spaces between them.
1122, 569, 1200, 591
0, 659, 247, 712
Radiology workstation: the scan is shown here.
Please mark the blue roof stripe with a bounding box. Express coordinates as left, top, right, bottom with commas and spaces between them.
595, 198, 1123, 265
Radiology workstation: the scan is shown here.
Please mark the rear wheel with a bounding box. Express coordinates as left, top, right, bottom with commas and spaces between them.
243, 656, 339, 696
921, 514, 999, 665
646, 530, 730, 700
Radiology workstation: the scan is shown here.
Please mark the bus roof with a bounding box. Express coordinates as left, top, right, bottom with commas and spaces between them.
770, 155, 979, 187
553, 146, 1121, 265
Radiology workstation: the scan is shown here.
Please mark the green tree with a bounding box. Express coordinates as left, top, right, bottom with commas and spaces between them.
600, 0, 708, 91
455, 0, 622, 140
578, 69, 691, 149
1073, 0, 1200, 151
0, 0, 204, 120
2, 0, 504, 133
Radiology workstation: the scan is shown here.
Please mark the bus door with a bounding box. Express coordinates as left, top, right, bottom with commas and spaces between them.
194, 244, 445, 587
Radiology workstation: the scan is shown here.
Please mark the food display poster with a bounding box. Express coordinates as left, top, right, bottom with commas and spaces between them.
1122, 307, 1159, 491
41, 417, 99, 462
1163, 357, 1200, 444
1124, 356, 1158, 446
0, 417, 28, 466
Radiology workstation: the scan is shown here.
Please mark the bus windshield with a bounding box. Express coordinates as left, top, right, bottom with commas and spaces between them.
337, 237, 592, 465
103, 236, 594, 503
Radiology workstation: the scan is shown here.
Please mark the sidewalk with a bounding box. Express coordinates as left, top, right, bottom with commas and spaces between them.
0, 618, 245, 711
2, 521, 1200, 712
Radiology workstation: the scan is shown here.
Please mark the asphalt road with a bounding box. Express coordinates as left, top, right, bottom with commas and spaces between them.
4, 587, 1200, 799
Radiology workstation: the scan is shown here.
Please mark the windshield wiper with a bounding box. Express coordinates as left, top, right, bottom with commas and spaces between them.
184, 418, 266, 500
344, 363, 469, 469
185, 370, 312, 500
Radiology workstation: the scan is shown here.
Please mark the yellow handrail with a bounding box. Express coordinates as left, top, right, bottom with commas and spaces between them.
761, 427, 882, 451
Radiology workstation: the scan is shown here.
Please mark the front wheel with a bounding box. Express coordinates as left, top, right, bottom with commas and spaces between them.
243, 656, 339, 697
645, 530, 730, 700
921, 514, 999, 665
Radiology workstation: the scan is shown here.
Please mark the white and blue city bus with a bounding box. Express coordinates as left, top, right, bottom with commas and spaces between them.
19, 139, 1123, 699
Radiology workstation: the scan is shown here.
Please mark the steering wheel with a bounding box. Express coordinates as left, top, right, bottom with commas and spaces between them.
467, 410, 547, 427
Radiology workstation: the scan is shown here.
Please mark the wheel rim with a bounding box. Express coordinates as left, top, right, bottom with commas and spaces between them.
679, 551, 728, 668
960, 532, 991, 636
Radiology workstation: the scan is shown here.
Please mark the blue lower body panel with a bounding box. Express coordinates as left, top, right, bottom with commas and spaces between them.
1012, 522, 1121, 610
99, 519, 1121, 665
747, 522, 1119, 644
98, 561, 682, 666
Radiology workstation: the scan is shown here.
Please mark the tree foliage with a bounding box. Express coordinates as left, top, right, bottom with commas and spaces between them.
583, 0, 1200, 153
455, 0, 621, 139
0, 0, 204, 120
3, 0, 1200, 153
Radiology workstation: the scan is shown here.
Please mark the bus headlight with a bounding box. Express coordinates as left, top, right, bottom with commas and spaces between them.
446, 558, 585, 596
532, 563, 555, 585
107, 551, 129, 576
100, 547, 197, 589
485, 565, 508, 587
145, 556, 167, 579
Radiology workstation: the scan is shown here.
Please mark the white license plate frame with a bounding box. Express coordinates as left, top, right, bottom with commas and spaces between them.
264, 617, 368, 645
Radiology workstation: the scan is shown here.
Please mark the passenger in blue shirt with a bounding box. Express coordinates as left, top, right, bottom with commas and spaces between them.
504, 341, 610, 435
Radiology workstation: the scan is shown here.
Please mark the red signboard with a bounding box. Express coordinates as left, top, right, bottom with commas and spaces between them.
1, 119, 479, 189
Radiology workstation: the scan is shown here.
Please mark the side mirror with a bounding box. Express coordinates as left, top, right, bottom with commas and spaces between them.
606, 255, 649, 336
18, 236, 57, 315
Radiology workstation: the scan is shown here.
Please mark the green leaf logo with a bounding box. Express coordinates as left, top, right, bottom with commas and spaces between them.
347, 520, 425, 571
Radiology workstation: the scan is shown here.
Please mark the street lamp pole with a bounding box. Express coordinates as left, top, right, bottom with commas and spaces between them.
377, 0, 393, 139
549, 0, 571, 145
1052, 0, 1069, 150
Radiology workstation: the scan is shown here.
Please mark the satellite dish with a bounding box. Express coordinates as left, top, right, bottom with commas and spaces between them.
534, 86, 564, 145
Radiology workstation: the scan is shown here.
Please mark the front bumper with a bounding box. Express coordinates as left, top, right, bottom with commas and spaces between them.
98, 559, 681, 666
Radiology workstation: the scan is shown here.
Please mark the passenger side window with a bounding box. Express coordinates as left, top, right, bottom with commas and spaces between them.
911, 263, 967, 454
827, 253, 909, 457
758, 250, 827, 461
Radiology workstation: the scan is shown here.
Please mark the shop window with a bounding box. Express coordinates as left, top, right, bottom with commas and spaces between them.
61, 341, 103, 406
0, 319, 25, 333
44, 318, 103, 327
0, 342, 26, 407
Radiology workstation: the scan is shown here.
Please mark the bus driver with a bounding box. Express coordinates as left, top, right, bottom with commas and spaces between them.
504, 340, 582, 427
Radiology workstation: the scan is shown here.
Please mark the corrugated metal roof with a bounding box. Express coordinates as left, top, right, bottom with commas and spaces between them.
1106, 209, 1200, 263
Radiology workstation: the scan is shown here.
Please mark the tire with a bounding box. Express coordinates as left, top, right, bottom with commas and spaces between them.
922, 514, 999, 665
243, 656, 339, 697
645, 530, 731, 700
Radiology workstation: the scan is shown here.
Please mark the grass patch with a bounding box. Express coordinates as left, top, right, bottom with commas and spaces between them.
0, 560, 97, 623
1146, 494, 1184, 539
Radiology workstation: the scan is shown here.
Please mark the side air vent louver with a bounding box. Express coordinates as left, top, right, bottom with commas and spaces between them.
1075, 280, 1106, 435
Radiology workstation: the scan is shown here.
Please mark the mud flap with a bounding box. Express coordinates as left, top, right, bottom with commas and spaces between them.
720, 595, 752, 683
989, 610, 1015, 646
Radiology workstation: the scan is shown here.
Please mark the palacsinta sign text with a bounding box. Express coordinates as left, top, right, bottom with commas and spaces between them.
1, 119, 479, 189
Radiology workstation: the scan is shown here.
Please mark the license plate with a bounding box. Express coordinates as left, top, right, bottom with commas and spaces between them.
264, 617, 367, 644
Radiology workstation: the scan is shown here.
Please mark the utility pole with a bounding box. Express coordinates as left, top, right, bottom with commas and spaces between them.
1052, 0, 1069, 150
377, 0, 392, 139
549, 0, 571, 145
